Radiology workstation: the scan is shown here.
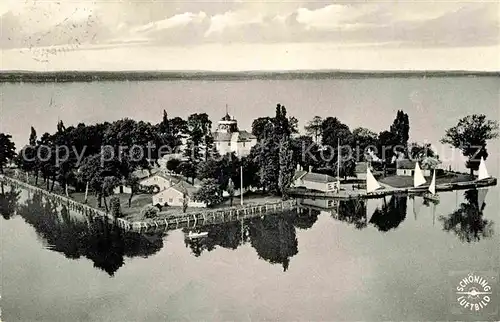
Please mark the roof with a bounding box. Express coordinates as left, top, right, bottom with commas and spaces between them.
212, 130, 256, 142
238, 130, 256, 140
169, 180, 199, 196
221, 113, 233, 121
213, 132, 232, 141
293, 170, 307, 181
139, 171, 180, 183
133, 168, 159, 179
355, 162, 368, 173
396, 159, 417, 169
296, 171, 337, 183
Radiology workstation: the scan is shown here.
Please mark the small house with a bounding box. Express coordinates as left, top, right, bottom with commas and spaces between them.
292, 170, 339, 192
152, 181, 206, 208
355, 162, 369, 180
396, 159, 431, 177
113, 184, 132, 194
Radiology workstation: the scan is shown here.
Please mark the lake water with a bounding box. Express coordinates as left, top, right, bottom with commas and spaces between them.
1, 76, 499, 321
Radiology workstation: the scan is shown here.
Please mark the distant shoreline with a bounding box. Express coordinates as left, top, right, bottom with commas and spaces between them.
1, 70, 499, 83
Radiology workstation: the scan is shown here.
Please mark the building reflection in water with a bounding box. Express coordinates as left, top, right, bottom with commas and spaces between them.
439, 189, 494, 243
9, 191, 165, 276
3, 186, 494, 276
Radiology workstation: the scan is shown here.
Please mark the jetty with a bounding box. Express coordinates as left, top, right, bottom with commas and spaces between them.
0, 173, 297, 234
288, 177, 497, 200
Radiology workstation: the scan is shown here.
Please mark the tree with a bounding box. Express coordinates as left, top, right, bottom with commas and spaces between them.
178, 161, 196, 184
29, 126, 37, 146
440, 114, 499, 175
278, 138, 295, 199
252, 117, 273, 141
0, 133, 16, 174
390, 110, 410, 148
193, 179, 223, 207
182, 192, 188, 213
102, 176, 120, 212
185, 113, 212, 162
304, 116, 323, 143
227, 178, 235, 206
378, 130, 399, 164
439, 189, 494, 243
141, 205, 159, 219
291, 135, 320, 170
321, 117, 352, 149
352, 127, 378, 161
408, 142, 437, 160
125, 175, 140, 207
166, 158, 181, 174
109, 196, 122, 218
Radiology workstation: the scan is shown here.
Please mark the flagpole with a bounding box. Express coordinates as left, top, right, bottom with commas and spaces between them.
337, 138, 341, 191
240, 165, 243, 206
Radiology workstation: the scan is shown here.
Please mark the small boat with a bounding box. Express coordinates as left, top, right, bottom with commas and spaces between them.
188, 231, 208, 239
366, 166, 382, 194
423, 170, 439, 202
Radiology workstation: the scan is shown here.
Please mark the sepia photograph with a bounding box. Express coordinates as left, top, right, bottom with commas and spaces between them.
0, 0, 499, 321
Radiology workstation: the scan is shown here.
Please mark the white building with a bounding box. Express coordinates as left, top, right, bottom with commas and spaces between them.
212, 113, 257, 157
152, 181, 206, 208
292, 170, 339, 192
396, 160, 432, 177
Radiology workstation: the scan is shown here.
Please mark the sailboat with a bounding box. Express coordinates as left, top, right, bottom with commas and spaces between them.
413, 162, 427, 188
477, 157, 490, 181
475, 157, 490, 210
423, 170, 440, 202
366, 166, 382, 194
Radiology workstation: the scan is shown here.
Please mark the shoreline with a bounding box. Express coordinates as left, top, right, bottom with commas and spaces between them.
1, 70, 499, 83
0, 172, 297, 234
288, 177, 497, 200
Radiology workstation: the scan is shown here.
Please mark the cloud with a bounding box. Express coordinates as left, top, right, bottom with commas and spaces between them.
0, 1, 498, 63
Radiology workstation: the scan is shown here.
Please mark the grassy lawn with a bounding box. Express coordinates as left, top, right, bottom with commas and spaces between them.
379, 172, 475, 188
71, 192, 153, 220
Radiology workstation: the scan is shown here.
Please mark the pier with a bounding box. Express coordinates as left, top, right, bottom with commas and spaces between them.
288, 177, 497, 200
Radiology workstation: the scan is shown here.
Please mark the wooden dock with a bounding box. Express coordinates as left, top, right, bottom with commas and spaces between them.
288, 177, 497, 200
1, 174, 297, 234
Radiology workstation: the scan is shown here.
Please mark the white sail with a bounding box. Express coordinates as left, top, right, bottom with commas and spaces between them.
428, 170, 436, 195
366, 167, 381, 193
477, 188, 488, 209
413, 162, 426, 188
477, 157, 490, 180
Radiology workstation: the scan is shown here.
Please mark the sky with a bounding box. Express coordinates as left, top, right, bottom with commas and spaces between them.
0, 0, 499, 71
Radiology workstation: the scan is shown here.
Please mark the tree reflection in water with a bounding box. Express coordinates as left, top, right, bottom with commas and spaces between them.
15, 191, 166, 276
439, 189, 494, 243
0, 183, 20, 220
369, 195, 408, 232
184, 209, 318, 271
336, 199, 367, 229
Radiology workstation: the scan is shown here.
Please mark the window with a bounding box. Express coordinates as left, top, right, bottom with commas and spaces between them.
178, 198, 183, 203
158, 198, 163, 203
228, 142, 231, 147
243, 142, 246, 147
169, 198, 173, 203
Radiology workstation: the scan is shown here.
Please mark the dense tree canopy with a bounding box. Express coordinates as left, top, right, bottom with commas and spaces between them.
441, 114, 499, 174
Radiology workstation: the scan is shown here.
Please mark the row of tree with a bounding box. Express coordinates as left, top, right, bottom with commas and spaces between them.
0, 107, 498, 211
